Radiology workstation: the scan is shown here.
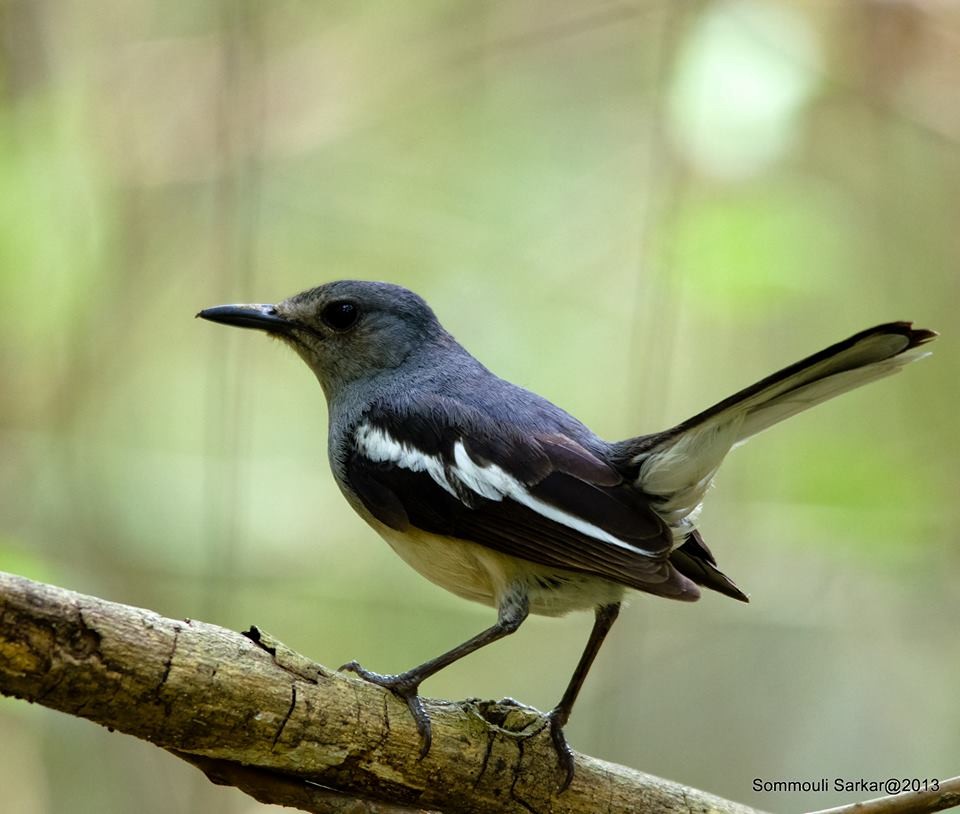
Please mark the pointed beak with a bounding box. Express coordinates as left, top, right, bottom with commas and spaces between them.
196, 303, 294, 335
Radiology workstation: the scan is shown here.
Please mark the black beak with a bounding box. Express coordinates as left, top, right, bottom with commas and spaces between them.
197, 303, 294, 335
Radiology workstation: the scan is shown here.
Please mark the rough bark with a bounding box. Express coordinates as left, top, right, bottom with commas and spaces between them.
1, 571, 957, 814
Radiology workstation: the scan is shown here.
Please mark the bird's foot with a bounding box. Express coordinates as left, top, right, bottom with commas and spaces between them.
484, 700, 575, 793
545, 707, 576, 793
338, 661, 432, 757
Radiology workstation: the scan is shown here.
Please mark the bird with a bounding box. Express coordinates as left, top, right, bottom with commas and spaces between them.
198, 281, 935, 790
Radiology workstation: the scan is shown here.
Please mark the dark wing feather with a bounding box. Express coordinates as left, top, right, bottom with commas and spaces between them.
347, 402, 699, 600
669, 530, 748, 602
347, 455, 695, 597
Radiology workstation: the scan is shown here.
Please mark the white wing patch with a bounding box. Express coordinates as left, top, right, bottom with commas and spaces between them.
355, 423, 658, 557
355, 424, 457, 498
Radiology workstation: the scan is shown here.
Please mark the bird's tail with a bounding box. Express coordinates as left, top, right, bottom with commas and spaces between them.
615, 321, 937, 531
615, 322, 935, 603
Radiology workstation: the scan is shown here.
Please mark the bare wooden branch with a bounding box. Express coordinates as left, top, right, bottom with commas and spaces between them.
806, 777, 960, 814
0, 571, 955, 814
173, 751, 432, 814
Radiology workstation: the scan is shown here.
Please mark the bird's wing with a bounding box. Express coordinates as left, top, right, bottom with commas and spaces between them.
344, 398, 699, 600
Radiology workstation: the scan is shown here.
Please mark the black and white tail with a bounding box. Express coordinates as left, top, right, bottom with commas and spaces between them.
615, 322, 937, 601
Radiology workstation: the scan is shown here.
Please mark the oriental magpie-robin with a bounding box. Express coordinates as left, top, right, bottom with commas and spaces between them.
199, 281, 935, 789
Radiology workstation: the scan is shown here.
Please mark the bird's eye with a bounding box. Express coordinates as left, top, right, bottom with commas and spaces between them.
320, 300, 360, 332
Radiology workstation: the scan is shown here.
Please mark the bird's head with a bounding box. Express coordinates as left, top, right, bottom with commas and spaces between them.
198, 280, 447, 398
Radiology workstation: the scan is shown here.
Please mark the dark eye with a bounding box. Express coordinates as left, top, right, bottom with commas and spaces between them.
320, 300, 360, 332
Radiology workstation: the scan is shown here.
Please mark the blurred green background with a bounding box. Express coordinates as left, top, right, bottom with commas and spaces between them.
0, 1, 957, 812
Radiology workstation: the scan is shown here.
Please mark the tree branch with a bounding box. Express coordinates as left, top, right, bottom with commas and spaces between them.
807, 778, 960, 814
0, 571, 954, 814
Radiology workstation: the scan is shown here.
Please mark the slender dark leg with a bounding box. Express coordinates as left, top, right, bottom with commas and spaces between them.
548, 602, 621, 791
340, 587, 529, 757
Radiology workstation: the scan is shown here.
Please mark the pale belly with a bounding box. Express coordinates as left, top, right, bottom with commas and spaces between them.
367, 518, 625, 617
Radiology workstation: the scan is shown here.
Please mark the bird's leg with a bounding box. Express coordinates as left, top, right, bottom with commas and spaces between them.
546, 602, 621, 792
340, 587, 529, 757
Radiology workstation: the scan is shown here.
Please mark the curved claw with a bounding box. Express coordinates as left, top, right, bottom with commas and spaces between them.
404, 692, 432, 757
338, 660, 384, 681
496, 697, 539, 713
337, 661, 432, 759
547, 711, 576, 793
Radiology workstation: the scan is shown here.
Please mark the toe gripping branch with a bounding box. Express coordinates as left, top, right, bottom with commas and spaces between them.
339, 661, 433, 757
340, 662, 580, 794
336, 595, 616, 793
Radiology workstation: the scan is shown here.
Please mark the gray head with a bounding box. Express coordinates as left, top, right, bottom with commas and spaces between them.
198, 281, 451, 398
